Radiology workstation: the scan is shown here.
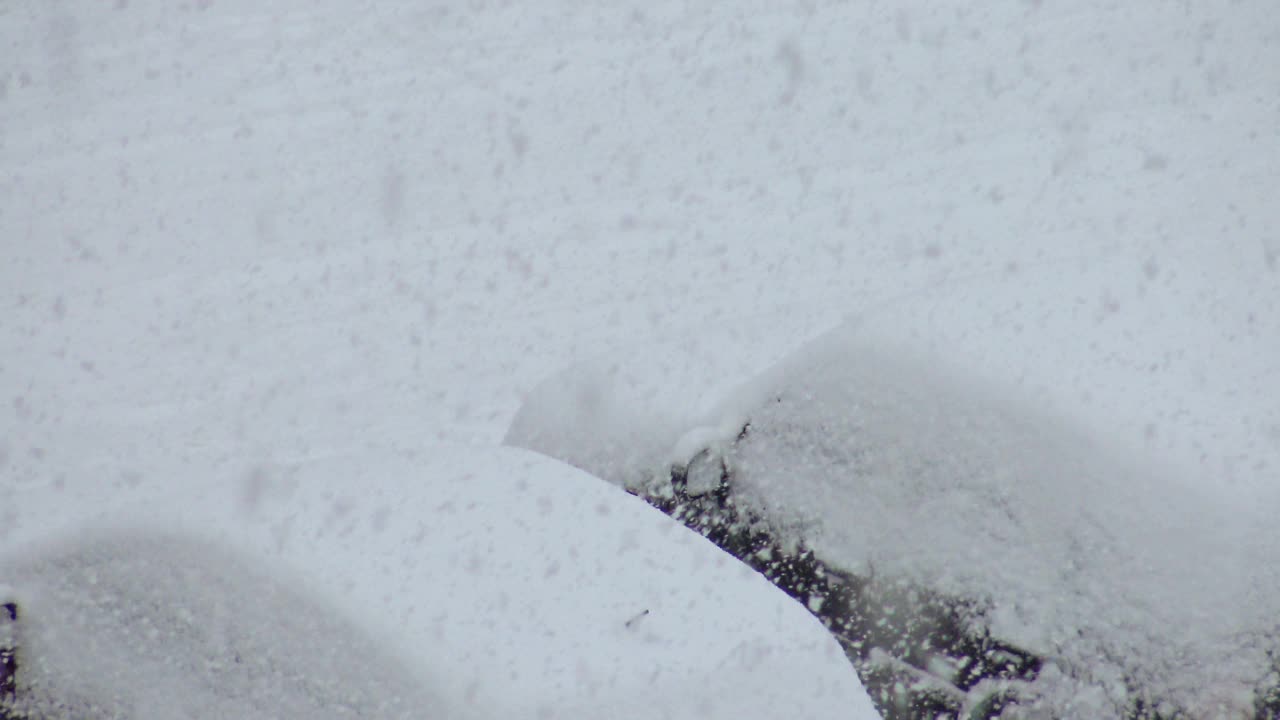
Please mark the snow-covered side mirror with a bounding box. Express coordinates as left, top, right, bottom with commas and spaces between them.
667, 423, 751, 501
680, 448, 725, 498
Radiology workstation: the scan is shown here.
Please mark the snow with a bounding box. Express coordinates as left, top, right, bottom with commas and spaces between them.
2, 446, 878, 719
723, 330, 1277, 716
509, 320, 1280, 716
2, 0, 1278, 717
1, 531, 450, 719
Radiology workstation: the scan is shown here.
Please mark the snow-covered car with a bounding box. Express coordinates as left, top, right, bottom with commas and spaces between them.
507, 327, 1280, 719
0, 446, 878, 719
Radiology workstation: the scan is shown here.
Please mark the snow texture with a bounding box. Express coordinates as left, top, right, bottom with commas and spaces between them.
1, 531, 447, 719
3, 0, 1278, 717
729, 330, 1278, 717
509, 325, 1280, 717
2, 447, 879, 720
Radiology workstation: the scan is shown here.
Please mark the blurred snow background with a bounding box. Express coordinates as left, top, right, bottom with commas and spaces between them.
1, 0, 1277, 716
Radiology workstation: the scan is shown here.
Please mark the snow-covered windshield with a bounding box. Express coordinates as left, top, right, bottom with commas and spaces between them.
729, 333, 1276, 715
507, 321, 1279, 717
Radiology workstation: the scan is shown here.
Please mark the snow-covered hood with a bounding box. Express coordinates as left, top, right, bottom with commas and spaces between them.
1, 445, 878, 719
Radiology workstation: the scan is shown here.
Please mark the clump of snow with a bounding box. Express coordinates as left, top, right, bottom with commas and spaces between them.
506, 357, 699, 490
506, 346, 768, 498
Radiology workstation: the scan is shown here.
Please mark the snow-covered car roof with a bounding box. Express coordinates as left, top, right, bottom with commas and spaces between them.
1, 445, 878, 719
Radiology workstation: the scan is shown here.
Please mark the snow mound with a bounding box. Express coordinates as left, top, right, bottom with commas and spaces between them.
725, 333, 1276, 716
1, 530, 445, 719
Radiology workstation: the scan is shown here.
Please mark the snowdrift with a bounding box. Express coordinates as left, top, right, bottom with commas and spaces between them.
0, 531, 446, 719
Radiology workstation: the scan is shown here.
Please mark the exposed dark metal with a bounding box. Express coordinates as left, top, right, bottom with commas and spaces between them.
1, 601, 20, 720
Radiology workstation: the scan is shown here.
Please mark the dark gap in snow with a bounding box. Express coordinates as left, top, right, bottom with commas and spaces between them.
1, 601, 16, 720
637, 446, 1043, 720
1, 602, 14, 707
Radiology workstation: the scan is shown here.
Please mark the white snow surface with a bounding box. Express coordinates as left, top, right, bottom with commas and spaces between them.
732, 331, 1277, 716
1, 531, 449, 719
2, 446, 878, 719
2, 0, 1278, 717
509, 325, 1280, 716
